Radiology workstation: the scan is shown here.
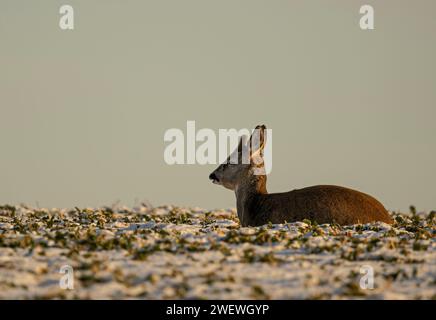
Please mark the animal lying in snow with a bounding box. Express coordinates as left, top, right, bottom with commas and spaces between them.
209, 125, 393, 227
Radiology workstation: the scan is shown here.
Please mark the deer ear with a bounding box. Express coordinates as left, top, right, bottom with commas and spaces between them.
249, 125, 266, 158
238, 134, 248, 152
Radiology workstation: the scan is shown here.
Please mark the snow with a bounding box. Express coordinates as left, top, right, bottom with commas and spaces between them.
0, 205, 434, 299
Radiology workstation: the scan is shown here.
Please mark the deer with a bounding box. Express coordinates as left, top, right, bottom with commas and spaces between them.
209, 125, 393, 226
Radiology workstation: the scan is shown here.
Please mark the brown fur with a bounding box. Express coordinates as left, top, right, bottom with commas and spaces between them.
235, 175, 393, 226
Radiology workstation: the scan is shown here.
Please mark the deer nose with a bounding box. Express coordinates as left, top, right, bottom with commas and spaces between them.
209, 172, 218, 181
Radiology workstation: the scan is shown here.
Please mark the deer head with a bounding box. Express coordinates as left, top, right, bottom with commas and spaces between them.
209, 125, 267, 191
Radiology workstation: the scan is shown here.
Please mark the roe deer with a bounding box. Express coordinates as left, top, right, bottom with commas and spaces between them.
209, 125, 393, 226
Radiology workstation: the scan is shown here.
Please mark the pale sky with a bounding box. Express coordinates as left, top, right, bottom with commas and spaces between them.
1, 0, 435, 212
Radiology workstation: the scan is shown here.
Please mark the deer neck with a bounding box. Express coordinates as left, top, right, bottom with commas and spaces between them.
235, 175, 267, 226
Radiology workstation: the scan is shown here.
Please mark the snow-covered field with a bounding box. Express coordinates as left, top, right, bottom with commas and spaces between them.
0, 204, 434, 299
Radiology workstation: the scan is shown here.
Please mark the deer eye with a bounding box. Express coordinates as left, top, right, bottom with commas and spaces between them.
221, 162, 233, 170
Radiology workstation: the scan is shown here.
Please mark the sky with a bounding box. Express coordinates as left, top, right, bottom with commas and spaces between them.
1, 0, 435, 212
